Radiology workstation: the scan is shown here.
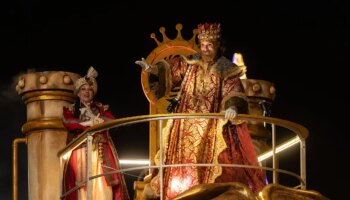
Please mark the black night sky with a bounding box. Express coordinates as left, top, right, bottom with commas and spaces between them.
1, 0, 347, 199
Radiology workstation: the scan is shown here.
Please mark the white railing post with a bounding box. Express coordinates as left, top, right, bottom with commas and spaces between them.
300, 137, 306, 189
86, 134, 93, 200
271, 123, 278, 184
158, 119, 163, 200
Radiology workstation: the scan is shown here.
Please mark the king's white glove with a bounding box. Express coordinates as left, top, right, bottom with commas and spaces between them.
135, 57, 153, 72
224, 107, 237, 119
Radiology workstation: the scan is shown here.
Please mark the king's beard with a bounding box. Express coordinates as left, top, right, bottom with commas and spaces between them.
201, 52, 217, 63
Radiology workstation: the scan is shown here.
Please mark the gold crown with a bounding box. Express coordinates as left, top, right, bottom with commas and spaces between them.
197, 23, 221, 41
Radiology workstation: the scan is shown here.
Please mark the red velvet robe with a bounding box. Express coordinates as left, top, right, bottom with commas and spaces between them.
62, 101, 129, 200
150, 55, 266, 199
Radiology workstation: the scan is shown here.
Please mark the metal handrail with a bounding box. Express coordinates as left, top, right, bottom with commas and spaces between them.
58, 113, 309, 199
57, 113, 308, 157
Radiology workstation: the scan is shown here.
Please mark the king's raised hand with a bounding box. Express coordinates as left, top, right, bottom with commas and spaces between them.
135, 57, 153, 72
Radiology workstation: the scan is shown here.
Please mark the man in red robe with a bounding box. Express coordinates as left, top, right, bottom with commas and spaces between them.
136, 23, 266, 199
62, 67, 129, 200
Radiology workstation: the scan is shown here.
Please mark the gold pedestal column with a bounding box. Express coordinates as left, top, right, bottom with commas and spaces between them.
16, 71, 81, 200
241, 79, 276, 155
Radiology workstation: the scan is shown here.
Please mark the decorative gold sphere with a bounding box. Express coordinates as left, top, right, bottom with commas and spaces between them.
252, 83, 261, 92
63, 75, 72, 84
18, 79, 25, 88
39, 76, 48, 84
270, 86, 276, 94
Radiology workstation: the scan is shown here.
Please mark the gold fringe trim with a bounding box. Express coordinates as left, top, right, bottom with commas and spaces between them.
209, 119, 227, 183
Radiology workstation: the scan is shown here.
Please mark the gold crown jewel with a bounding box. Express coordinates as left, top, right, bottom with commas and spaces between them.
197, 23, 221, 41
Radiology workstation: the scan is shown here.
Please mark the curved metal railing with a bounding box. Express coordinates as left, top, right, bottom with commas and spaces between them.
58, 113, 308, 200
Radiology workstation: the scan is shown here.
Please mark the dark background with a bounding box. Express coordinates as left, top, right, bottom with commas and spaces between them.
1, 0, 347, 199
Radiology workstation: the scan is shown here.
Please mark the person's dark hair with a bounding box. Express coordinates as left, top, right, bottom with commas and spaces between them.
73, 98, 81, 118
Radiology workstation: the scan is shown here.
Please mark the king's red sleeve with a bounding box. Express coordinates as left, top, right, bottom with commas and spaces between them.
62, 107, 87, 132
